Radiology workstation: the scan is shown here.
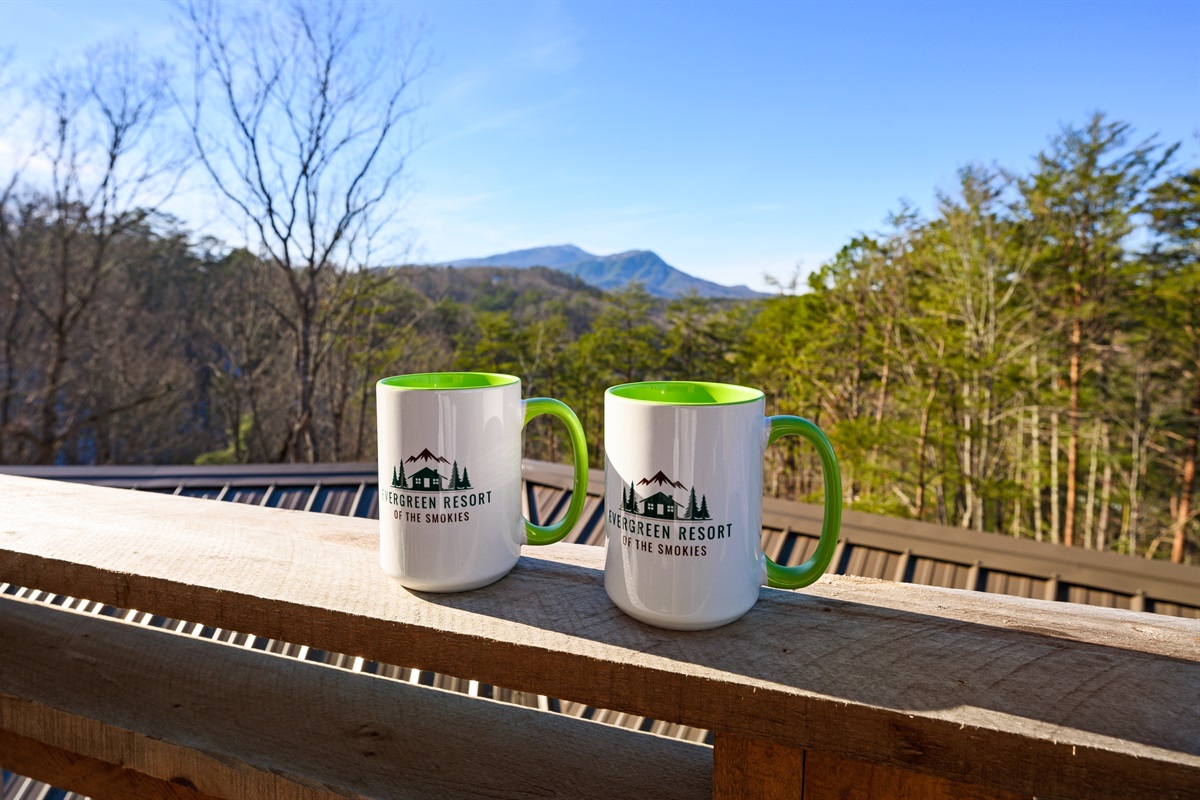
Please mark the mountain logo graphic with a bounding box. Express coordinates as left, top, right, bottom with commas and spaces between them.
391, 449, 473, 492
620, 470, 711, 521
405, 448, 449, 465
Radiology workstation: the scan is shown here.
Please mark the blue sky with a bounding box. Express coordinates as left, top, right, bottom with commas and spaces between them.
2, 0, 1198, 291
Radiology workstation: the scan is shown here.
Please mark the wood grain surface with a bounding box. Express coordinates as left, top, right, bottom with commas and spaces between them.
2, 474, 1198, 799
713, 733, 807, 800
0, 593, 712, 800
0, 727, 235, 800
712, 734, 1032, 800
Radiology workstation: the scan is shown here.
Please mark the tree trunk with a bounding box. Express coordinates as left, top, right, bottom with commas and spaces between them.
960, 380, 974, 529
329, 364, 348, 463
870, 319, 893, 469
1065, 292, 1082, 547
288, 291, 319, 464
0, 297, 20, 462
1050, 410, 1061, 544
1172, 364, 1199, 564
354, 354, 375, 462
873, 319, 893, 425
1084, 419, 1099, 549
1097, 424, 1112, 552
233, 397, 245, 463
1126, 427, 1141, 555
38, 317, 70, 464
975, 371, 990, 533
915, 389, 933, 519
1031, 357, 1043, 542
1011, 412, 1024, 537
914, 349, 943, 520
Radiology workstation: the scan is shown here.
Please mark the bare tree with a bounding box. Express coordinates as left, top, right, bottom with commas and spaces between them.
177, 0, 426, 462
0, 42, 181, 463
194, 247, 293, 463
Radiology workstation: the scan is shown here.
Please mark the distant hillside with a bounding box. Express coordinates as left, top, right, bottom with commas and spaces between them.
438, 245, 764, 299
381, 265, 609, 336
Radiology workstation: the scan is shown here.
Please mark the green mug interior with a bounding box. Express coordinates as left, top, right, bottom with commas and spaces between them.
607, 380, 763, 405
379, 372, 519, 390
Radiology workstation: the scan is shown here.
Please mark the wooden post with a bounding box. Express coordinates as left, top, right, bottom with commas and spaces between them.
713, 734, 805, 800
715, 734, 1032, 800
802, 750, 1030, 800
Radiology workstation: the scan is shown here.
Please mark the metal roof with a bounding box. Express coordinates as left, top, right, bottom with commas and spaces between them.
3, 460, 1197, 799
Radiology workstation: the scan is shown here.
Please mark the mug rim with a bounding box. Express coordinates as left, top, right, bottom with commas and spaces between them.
378, 372, 520, 391
606, 380, 763, 406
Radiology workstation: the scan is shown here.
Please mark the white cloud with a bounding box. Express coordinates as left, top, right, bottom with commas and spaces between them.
515, 1, 585, 72
431, 89, 579, 146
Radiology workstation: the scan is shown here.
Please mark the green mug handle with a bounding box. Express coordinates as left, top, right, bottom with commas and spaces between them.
764, 416, 842, 589
522, 398, 589, 545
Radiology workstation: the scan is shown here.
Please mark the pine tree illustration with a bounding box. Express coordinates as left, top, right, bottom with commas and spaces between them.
698, 495, 710, 520
450, 461, 461, 490
398, 462, 407, 488
627, 480, 637, 512
460, 467, 472, 489
622, 485, 627, 510
392, 466, 400, 488
686, 487, 699, 520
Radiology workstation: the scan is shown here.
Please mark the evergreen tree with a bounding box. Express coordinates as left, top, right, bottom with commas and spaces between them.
392, 466, 399, 488
1021, 114, 1175, 546
686, 487, 699, 519
664, 294, 746, 381
574, 284, 663, 386
698, 495, 710, 520
451, 460, 460, 490
1143, 167, 1200, 563
627, 480, 638, 512
398, 462, 407, 489
622, 485, 627, 511
460, 467, 472, 489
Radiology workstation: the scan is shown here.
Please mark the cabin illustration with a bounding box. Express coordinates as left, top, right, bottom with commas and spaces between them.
409, 467, 444, 491
641, 491, 677, 520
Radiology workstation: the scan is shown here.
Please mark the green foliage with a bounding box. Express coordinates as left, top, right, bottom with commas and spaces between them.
2, 110, 1194, 562
195, 414, 256, 465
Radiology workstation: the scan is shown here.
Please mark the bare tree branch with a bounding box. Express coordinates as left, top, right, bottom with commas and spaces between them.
176, 0, 426, 461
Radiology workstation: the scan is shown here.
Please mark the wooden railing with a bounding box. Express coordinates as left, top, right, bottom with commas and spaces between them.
1, 473, 1197, 799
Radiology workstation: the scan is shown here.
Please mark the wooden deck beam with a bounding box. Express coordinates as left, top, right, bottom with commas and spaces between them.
1, 474, 1198, 799
0, 593, 712, 799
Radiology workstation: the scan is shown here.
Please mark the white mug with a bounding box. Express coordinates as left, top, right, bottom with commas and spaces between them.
604, 381, 842, 629
377, 372, 588, 592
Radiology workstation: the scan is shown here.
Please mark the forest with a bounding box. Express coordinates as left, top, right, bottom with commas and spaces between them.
0, 5, 1195, 563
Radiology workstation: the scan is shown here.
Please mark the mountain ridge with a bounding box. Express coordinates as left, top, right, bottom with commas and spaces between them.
437, 245, 764, 299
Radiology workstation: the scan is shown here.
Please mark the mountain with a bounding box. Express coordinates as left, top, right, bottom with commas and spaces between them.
637, 470, 687, 490
444, 244, 593, 270
438, 245, 765, 299
406, 448, 449, 464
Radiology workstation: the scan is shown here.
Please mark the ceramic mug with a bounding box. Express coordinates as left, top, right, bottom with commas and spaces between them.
377, 372, 588, 591
603, 380, 842, 629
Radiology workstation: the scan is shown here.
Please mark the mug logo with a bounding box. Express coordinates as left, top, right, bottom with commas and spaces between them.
384, 447, 491, 524
609, 469, 731, 558
621, 471, 711, 520
391, 448, 473, 491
